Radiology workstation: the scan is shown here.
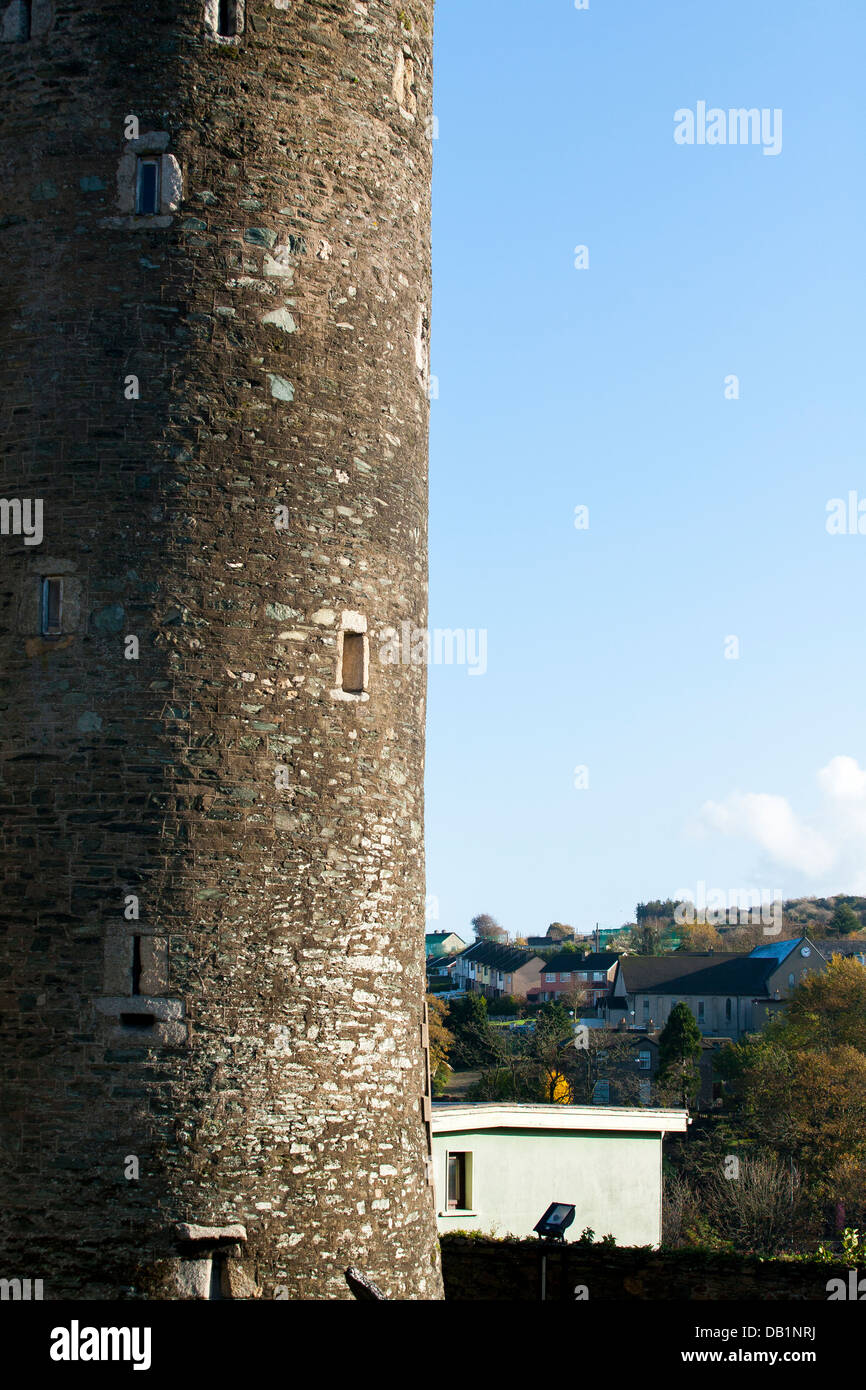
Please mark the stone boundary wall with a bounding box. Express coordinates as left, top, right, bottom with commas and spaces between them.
441, 1235, 860, 1301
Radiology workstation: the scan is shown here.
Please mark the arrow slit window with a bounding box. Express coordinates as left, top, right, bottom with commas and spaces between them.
136, 157, 160, 215
40, 577, 62, 636
218, 0, 237, 35
341, 632, 366, 694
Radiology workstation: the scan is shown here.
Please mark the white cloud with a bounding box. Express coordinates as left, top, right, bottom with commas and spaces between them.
817, 755, 866, 803
698, 791, 836, 877
695, 756, 866, 891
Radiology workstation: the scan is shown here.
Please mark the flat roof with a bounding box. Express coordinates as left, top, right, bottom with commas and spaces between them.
431, 1102, 689, 1136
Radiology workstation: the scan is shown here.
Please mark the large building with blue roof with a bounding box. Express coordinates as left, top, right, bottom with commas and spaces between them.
606, 936, 827, 1040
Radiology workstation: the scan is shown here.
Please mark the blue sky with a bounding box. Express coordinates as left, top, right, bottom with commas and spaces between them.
425, 0, 866, 942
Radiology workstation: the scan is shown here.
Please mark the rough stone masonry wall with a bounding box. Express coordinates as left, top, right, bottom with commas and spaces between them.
0, 0, 441, 1299
441, 1236, 857, 1301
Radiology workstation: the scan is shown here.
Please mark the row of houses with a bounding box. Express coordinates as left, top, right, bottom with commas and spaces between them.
433, 934, 862, 1042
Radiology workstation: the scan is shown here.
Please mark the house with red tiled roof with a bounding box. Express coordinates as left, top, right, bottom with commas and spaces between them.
531, 952, 619, 1006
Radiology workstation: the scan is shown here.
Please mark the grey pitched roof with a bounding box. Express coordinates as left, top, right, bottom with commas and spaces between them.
541, 952, 619, 975
618, 953, 776, 998
458, 940, 543, 973
618, 1033, 659, 1050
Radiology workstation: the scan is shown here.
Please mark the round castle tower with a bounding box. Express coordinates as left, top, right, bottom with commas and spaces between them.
0, 0, 440, 1299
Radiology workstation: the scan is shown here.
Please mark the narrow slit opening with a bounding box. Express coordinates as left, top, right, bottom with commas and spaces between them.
131, 935, 142, 996
135, 158, 160, 216
217, 0, 237, 36
341, 633, 365, 694
40, 577, 62, 637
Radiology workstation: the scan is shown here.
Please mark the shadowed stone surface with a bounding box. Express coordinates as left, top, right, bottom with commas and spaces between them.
441, 1236, 853, 1302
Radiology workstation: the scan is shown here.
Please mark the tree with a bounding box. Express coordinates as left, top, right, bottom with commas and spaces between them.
829, 901, 862, 937
722, 919, 771, 953
605, 929, 633, 952
719, 1037, 866, 1194
667, 964, 866, 1248
559, 975, 592, 1021
774, 955, 866, 1054
529, 1003, 577, 1103
471, 913, 507, 943
568, 1028, 643, 1107
489, 993, 520, 1017
663, 1173, 700, 1247
715, 959, 866, 1215
546, 922, 573, 942
679, 921, 723, 952
466, 1020, 536, 1103
637, 900, 680, 924
658, 1003, 702, 1106
701, 1154, 805, 1254
426, 994, 454, 1095
628, 919, 663, 955
447, 993, 497, 1068
460, 1010, 644, 1110
787, 1048, 866, 1181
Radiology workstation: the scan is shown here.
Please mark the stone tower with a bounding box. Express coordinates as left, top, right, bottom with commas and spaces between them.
0, 0, 440, 1300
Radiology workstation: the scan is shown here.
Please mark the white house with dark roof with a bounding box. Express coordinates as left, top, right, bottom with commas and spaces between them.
432, 1102, 688, 1246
